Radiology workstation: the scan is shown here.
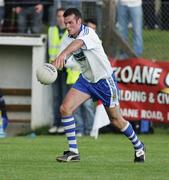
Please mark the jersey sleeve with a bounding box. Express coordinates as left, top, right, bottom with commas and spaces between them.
77, 27, 99, 50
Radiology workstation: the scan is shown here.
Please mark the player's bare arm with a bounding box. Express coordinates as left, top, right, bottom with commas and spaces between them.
52, 39, 84, 69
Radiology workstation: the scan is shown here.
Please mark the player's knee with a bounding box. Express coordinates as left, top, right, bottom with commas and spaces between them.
60, 104, 67, 115
110, 115, 124, 129
60, 104, 71, 116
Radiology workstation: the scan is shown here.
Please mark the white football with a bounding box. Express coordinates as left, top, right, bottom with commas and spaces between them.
36, 63, 58, 85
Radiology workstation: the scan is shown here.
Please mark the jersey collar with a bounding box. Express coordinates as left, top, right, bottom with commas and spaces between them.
68, 24, 84, 39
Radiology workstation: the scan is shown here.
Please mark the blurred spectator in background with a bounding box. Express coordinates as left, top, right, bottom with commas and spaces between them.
0, 0, 5, 32
0, 90, 8, 130
84, 18, 97, 31
48, 8, 68, 134
117, 0, 143, 59
48, 0, 61, 26
142, 0, 157, 29
13, 0, 44, 33
161, 0, 169, 30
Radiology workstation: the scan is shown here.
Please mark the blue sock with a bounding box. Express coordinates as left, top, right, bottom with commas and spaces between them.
121, 122, 143, 151
62, 116, 78, 154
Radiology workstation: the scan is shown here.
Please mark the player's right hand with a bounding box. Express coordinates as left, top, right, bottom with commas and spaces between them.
52, 53, 67, 70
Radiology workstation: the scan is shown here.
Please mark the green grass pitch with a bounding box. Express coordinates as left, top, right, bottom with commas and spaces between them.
0, 129, 169, 180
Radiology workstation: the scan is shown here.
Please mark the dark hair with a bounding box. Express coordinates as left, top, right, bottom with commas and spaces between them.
84, 18, 97, 26
63, 8, 82, 19
56, 7, 65, 14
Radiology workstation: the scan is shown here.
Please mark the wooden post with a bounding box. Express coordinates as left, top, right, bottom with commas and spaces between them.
101, 0, 137, 58
101, 0, 116, 56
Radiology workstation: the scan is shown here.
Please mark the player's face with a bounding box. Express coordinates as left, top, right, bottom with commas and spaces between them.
64, 14, 81, 37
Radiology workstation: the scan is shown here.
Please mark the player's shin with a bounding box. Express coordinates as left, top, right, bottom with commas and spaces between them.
62, 116, 79, 154
121, 121, 143, 151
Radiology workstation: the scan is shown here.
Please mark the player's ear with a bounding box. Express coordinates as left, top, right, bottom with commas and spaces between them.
77, 18, 82, 24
